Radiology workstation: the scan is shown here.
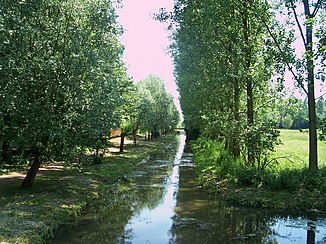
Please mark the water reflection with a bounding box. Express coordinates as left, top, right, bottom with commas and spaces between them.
49, 132, 326, 244
120, 133, 186, 243
170, 162, 326, 244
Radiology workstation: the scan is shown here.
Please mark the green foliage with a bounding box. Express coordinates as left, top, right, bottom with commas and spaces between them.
241, 123, 281, 169
192, 129, 326, 209
164, 0, 283, 163
0, 0, 130, 169
136, 75, 180, 136
281, 115, 293, 129
319, 117, 326, 141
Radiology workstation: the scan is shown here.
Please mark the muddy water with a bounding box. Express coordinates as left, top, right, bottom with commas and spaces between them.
49, 133, 326, 243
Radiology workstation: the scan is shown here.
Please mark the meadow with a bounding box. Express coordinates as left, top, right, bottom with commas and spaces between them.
273, 129, 326, 169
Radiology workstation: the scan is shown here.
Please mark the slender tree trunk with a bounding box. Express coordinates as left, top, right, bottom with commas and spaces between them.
132, 129, 137, 146
243, 2, 255, 164
305, 12, 318, 171
232, 77, 241, 157
1, 140, 10, 163
119, 132, 126, 153
22, 148, 41, 188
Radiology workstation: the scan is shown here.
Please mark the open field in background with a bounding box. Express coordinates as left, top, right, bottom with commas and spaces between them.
273, 129, 326, 169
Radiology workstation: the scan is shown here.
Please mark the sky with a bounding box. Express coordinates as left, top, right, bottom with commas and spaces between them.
116, 0, 179, 106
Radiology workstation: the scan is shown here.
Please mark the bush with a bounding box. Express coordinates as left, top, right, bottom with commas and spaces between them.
282, 115, 293, 129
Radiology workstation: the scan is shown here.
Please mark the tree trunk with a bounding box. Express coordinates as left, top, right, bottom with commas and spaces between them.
305, 12, 318, 171
119, 133, 126, 153
132, 129, 137, 146
22, 148, 41, 188
242, 2, 255, 164
232, 77, 241, 157
1, 140, 11, 163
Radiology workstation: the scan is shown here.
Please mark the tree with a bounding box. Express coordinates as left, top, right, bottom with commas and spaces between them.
0, 0, 130, 187
136, 75, 179, 139
282, 115, 294, 128
162, 0, 281, 166
260, 0, 325, 170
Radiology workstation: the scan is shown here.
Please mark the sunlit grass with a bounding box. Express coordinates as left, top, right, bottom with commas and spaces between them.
273, 129, 326, 169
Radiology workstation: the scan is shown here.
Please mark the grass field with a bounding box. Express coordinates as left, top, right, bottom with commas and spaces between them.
273, 129, 326, 169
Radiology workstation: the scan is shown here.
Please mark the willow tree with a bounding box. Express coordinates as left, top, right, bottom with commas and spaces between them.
0, 0, 129, 187
136, 75, 179, 138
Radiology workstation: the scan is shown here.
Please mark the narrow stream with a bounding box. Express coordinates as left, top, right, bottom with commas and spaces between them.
50, 132, 326, 243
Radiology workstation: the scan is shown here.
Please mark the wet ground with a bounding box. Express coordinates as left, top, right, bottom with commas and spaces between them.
49, 133, 326, 243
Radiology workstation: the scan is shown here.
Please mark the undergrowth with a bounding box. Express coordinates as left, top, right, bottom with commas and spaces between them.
192, 133, 326, 210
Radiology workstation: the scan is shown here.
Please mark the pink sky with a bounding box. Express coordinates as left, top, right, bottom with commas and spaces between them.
116, 0, 179, 103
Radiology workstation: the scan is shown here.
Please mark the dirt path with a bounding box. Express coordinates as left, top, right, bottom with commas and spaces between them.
0, 164, 65, 185
0, 136, 142, 185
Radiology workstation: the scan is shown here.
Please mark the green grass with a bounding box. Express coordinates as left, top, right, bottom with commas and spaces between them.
0, 134, 179, 244
193, 130, 326, 211
273, 129, 326, 169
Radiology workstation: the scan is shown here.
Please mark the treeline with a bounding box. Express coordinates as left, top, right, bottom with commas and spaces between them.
0, 1, 179, 187
160, 0, 325, 170
119, 75, 180, 152
276, 96, 325, 130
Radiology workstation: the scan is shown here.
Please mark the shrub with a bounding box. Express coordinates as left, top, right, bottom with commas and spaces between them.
282, 115, 293, 129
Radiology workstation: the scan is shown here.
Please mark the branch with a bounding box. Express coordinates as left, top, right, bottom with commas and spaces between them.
289, 0, 307, 48
303, 0, 310, 16
316, 92, 326, 100
261, 19, 308, 94
253, 98, 276, 112
312, 0, 322, 17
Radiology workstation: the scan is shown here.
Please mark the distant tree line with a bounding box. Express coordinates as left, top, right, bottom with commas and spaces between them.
276, 95, 325, 131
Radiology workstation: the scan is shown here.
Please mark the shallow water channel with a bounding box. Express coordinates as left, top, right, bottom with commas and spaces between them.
50, 133, 326, 243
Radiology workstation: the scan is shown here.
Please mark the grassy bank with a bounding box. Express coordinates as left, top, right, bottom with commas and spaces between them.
193, 129, 326, 211
0, 134, 178, 243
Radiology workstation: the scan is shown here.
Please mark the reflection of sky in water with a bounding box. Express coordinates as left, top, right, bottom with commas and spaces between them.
267, 217, 326, 243
124, 134, 186, 243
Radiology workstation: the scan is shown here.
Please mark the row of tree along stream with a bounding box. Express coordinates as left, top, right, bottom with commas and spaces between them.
49, 132, 326, 243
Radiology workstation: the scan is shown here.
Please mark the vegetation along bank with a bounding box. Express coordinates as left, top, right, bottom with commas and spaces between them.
192, 129, 326, 211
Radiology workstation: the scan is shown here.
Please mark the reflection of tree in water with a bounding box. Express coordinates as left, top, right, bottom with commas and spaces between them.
115, 159, 176, 242
49, 156, 175, 243
306, 212, 316, 244
169, 166, 309, 244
